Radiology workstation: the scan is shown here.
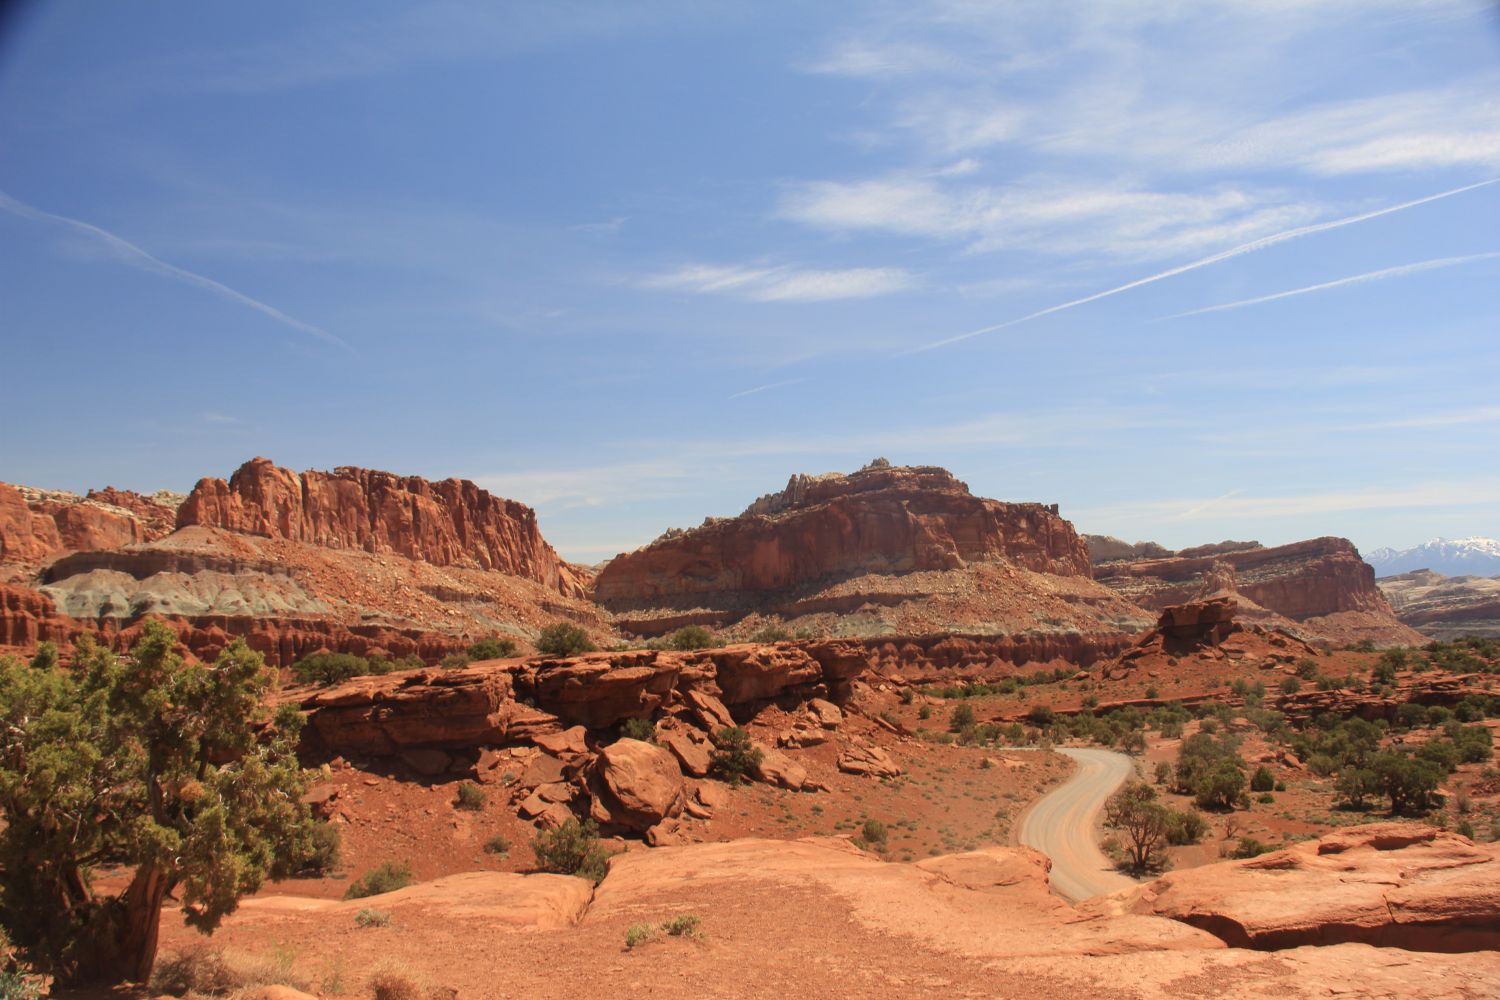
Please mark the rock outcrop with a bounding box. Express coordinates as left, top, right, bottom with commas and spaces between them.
295, 640, 872, 758
599, 464, 1090, 609
1379, 569, 1500, 639
0, 482, 179, 567
177, 458, 586, 597
1094, 537, 1422, 646
594, 462, 1149, 643
1114, 823, 1500, 952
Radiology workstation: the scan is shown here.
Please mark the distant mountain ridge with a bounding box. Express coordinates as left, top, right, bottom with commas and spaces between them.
1367, 537, 1500, 578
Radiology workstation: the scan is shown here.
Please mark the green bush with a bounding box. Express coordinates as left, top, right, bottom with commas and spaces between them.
531, 819, 611, 884
454, 782, 487, 811
709, 726, 763, 785
484, 834, 510, 855
439, 652, 471, 670
747, 624, 790, 643
354, 908, 390, 928
664, 625, 717, 650
343, 861, 414, 900
862, 819, 888, 848
536, 622, 597, 657
292, 652, 381, 686
1165, 808, 1208, 845
1230, 837, 1273, 859
619, 717, 657, 743
467, 636, 519, 660
1249, 766, 1275, 792
301, 821, 342, 874
949, 703, 976, 731
625, 923, 654, 949
1279, 676, 1301, 696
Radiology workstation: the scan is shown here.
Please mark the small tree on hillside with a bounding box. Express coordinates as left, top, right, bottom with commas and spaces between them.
0, 623, 318, 986
1104, 782, 1173, 874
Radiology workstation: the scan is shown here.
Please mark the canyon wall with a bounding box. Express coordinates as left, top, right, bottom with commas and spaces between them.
177, 457, 587, 597
0, 482, 179, 566
596, 463, 1092, 607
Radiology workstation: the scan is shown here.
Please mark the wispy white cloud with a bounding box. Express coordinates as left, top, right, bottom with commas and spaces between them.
1158, 251, 1500, 321
779, 174, 1322, 260
642, 262, 916, 302
897, 177, 1500, 354
0, 189, 351, 352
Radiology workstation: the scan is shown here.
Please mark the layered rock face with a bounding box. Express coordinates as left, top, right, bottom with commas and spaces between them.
594, 462, 1134, 643
1379, 569, 1500, 639
0, 482, 180, 567
178, 458, 586, 597
597, 464, 1090, 606
1093, 537, 1421, 646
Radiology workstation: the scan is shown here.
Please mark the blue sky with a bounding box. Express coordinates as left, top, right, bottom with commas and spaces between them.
2, 1, 1498, 562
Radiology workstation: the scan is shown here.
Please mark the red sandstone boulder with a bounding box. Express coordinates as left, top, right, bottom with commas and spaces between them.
837, 744, 903, 778
750, 747, 809, 791
586, 738, 686, 833
1117, 823, 1500, 951
659, 726, 711, 777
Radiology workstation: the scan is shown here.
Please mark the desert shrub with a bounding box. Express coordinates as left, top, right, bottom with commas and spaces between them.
343, 861, 414, 900
1230, 837, 1273, 859
619, 717, 657, 743
663, 913, 702, 937
1154, 761, 1173, 785
1295, 659, 1320, 680
862, 819, 888, 848
747, 624, 790, 643
150, 946, 236, 996
483, 834, 511, 855
950, 703, 977, 731
467, 636, 519, 660
709, 726, 763, 784
292, 652, 378, 686
918, 704, 932, 720
1278, 676, 1301, 696
439, 652, 471, 670
664, 625, 717, 650
1395, 702, 1427, 729
1457, 819, 1476, 839
454, 782, 487, 811
1256, 792, 1275, 803
531, 818, 611, 884
1165, 809, 1208, 845
1447, 723, 1494, 763
1145, 684, 1159, 700
369, 969, 423, 1000
899, 687, 915, 705
624, 923, 655, 949
536, 622, 596, 656
302, 820, 343, 874
355, 908, 391, 928
1026, 704, 1056, 727
150, 945, 303, 997
1249, 766, 1275, 792
1175, 732, 1247, 810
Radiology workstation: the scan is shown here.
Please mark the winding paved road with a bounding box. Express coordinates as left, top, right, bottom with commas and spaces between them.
1018, 747, 1140, 903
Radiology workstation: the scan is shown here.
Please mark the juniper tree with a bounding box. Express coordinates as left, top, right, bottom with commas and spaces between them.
0, 622, 318, 986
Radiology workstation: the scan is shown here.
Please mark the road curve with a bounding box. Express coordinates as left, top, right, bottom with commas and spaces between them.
1018, 747, 1140, 903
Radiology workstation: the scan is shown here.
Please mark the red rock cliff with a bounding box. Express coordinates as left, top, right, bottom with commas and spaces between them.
0, 482, 179, 565
595, 462, 1092, 607
177, 458, 586, 597
1093, 536, 1393, 621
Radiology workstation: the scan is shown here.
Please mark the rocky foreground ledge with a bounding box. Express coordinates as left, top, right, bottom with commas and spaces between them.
166, 825, 1500, 999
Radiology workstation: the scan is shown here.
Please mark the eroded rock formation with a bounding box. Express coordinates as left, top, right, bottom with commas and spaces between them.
178, 458, 586, 596
1114, 823, 1500, 951
1094, 537, 1421, 646
1379, 569, 1500, 639
0, 482, 179, 567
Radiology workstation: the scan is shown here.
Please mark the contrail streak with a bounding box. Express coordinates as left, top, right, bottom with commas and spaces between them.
728, 376, 807, 399
0, 189, 352, 352
898, 177, 1500, 355
1156, 251, 1500, 321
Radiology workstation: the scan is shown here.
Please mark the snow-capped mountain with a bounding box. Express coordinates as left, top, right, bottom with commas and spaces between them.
1366, 537, 1500, 578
